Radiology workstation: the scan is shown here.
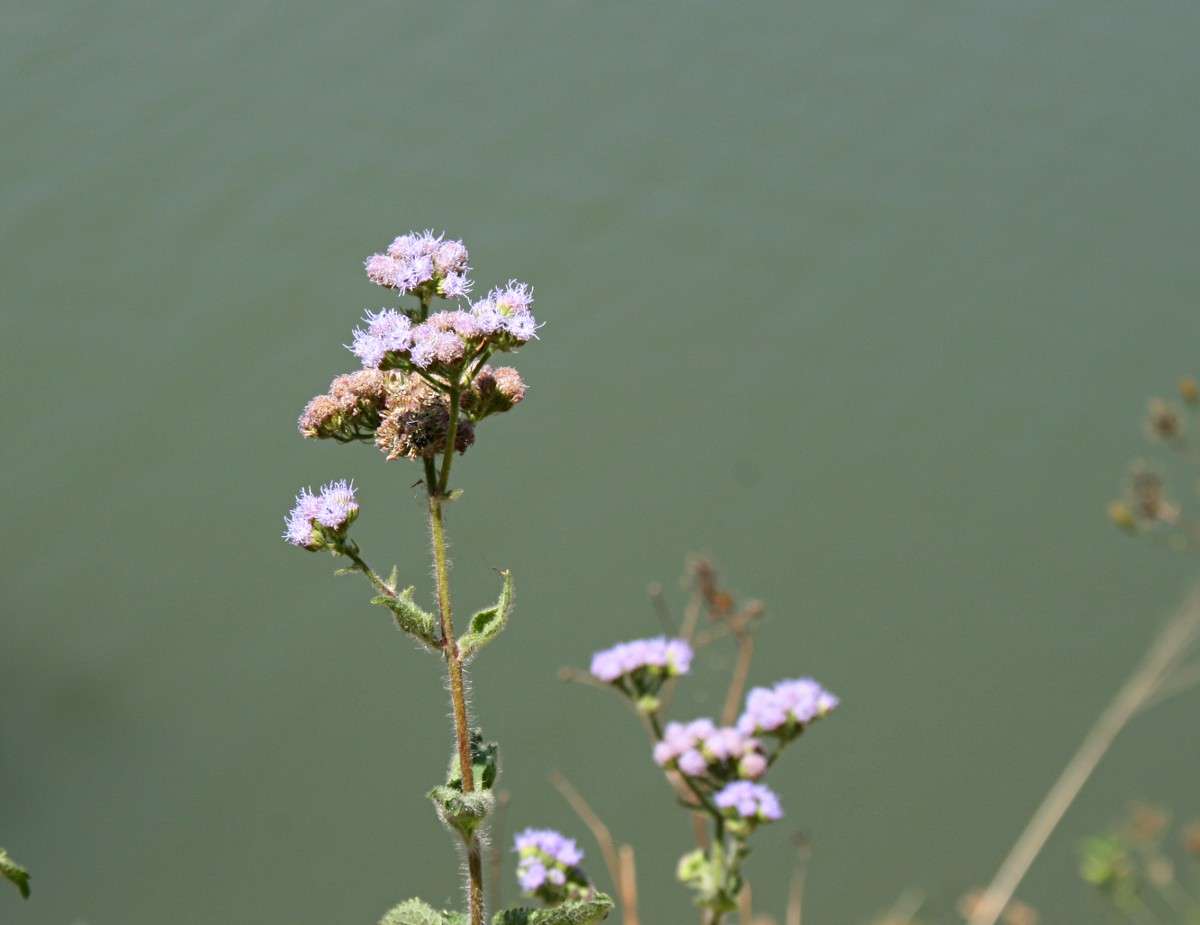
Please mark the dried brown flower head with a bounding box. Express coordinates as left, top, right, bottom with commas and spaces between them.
299, 369, 390, 440
463, 365, 527, 420
1145, 398, 1183, 441
375, 376, 475, 460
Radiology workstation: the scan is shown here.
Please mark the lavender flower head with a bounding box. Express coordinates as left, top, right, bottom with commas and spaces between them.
737, 677, 839, 737
349, 309, 413, 369
714, 781, 783, 823
514, 828, 589, 902
366, 230, 472, 299
653, 719, 768, 780
589, 636, 693, 683
282, 480, 359, 550
470, 280, 540, 345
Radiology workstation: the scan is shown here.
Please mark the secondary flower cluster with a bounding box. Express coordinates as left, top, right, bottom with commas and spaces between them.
713, 781, 783, 823
283, 480, 359, 550
364, 230, 472, 300
651, 677, 838, 829
349, 280, 538, 376
590, 636, 694, 712
653, 718, 768, 780
736, 677, 839, 739
514, 828, 591, 904
590, 636, 693, 682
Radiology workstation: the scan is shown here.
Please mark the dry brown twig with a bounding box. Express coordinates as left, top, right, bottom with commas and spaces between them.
966, 583, 1200, 925
549, 770, 640, 925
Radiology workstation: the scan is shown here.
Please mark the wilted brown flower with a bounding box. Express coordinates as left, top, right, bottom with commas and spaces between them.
1128, 464, 1179, 524
298, 369, 389, 440
1182, 820, 1200, 856
1128, 802, 1169, 843
464, 365, 527, 420
375, 376, 475, 460
1145, 398, 1183, 441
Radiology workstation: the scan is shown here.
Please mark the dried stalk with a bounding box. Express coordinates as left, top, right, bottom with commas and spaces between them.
966, 584, 1200, 925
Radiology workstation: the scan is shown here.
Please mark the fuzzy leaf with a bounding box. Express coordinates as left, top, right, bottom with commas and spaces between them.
492, 895, 613, 925
379, 898, 460, 925
447, 729, 498, 792
459, 570, 513, 660
371, 586, 437, 647
429, 785, 495, 838
0, 849, 30, 899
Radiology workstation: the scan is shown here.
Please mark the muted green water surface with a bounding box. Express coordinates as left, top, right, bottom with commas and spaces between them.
4, 2, 1200, 922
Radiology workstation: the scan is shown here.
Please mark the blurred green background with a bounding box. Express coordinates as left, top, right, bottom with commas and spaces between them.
3, 1, 1200, 922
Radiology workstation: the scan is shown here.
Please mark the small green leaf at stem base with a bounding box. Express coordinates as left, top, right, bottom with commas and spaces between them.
0, 849, 31, 899
378, 897, 464, 925
459, 570, 514, 660
491, 893, 614, 925
447, 729, 498, 792
429, 784, 495, 839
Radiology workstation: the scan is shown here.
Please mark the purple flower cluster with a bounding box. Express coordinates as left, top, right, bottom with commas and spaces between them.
348, 285, 538, 374
282, 480, 359, 549
737, 678, 839, 736
653, 718, 768, 780
589, 636, 694, 683
514, 828, 585, 900
349, 309, 413, 369
364, 230, 472, 299
714, 781, 783, 823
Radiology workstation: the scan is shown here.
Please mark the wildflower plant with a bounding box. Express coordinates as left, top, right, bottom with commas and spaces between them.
282, 231, 610, 925
563, 559, 840, 924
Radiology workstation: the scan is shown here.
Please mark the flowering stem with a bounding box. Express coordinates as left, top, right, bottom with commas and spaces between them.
439, 388, 461, 494
426, 471, 484, 925
338, 543, 392, 597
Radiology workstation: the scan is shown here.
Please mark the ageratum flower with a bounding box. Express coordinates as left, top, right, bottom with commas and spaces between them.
469, 281, 540, 346
589, 637, 693, 683
282, 480, 359, 550
736, 678, 839, 738
349, 309, 414, 369
514, 828, 590, 903
652, 719, 768, 780
366, 230, 472, 299
714, 781, 783, 823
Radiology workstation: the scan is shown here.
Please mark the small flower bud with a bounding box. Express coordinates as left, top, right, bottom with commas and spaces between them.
1107, 500, 1137, 532
1180, 376, 1200, 404
465, 366, 527, 420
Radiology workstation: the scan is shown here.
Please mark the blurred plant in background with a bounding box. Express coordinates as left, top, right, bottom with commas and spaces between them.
0, 848, 30, 899
1079, 803, 1200, 924
553, 558, 835, 925
1108, 376, 1200, 546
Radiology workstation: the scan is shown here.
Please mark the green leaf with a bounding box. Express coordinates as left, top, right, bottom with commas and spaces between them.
379, 897, 461, 925
492, 894, 613, 925
447, 729, 499, 792
0, 848, 30, 899
371, 586, 437, 648
429, 785, 495, 838
459, 570, 513, 660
